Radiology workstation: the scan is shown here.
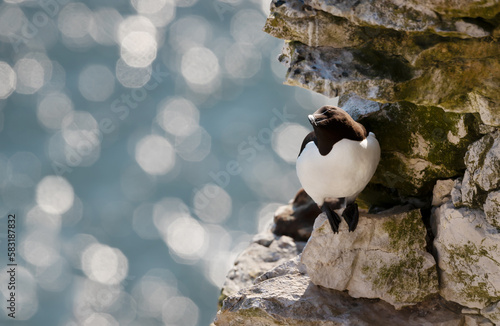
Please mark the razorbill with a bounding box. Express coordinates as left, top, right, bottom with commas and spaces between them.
296, 105, 380, 233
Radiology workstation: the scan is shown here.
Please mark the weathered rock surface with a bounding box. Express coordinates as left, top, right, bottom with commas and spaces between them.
465, 132, 500, 192
219, 0, 500, 324
451, 178, 465, 207
216, 255, 468, 326
430, 129, 500, 318
337, 93, 381, 120
484, 191, 500, 230
273, 188, 321, 241
357, 102, 481, 198
482, 301, 500, 325
432, 179, 455, 207
463, 314, 496, 326
452, 132, 500, 208
216, 205, 497, 325
432, 201, 500, 309
303, 0, 498, 37
265, 0, 500, 126
265, 0, 497, 208
218, 228, 306, 306
301, 207, 438, 308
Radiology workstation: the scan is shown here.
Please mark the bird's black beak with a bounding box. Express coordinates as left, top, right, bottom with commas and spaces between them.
308, 114, 316, 126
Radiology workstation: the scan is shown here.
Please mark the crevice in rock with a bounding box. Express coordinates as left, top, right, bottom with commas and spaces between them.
420, 207, 435, 255
353, 47, 414, 82
474, 188, 490, 209
461, 17, 496, 34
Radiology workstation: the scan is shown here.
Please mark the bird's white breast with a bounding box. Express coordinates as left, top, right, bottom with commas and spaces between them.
296, 132, 380, 206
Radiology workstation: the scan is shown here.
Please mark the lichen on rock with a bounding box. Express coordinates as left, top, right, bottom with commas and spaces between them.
453, 132, 500, 209
265, 0, 500, 127
432, 201, 500, 309
428, 129, 500, 315
484, 191, 500, 230
301, 207, 438, 309
216, 254, 465, 326
302, 0, 498, 37
356, 101, 481, 201
482, 301, 500, 325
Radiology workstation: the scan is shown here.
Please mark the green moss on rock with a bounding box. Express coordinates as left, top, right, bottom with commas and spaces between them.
237, 308, 269, 319
445, 241, 500, 305
359, 210, 439, 305
218, 292, 228, 310
372, 252, 438, 303
383, 210, 426, 250
357, 102, 482, 201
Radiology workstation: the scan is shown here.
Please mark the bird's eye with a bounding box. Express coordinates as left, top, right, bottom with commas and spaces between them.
318, 106, 336, 117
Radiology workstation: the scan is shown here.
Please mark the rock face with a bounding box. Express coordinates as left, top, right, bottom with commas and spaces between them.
215, 0, 500, 324
432, 201, 500, 310
216, 206, 497, 325
219, 229, 306, 306
336, 94, 381, 120
265, 0, 500, 126
357, 102, 481, 199
484, 191, 500, 229
303, 0, 498, 37
265, 0, 497, 205
482, 301, 500, 325
431, 131, 500, 313
216, 242, 471, 326
454, 132, 500, 208
432, 179, 455, 207
301, 207, 438, 309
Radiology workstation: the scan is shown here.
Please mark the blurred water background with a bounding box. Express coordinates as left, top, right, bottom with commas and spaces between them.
0, 0, 338, 325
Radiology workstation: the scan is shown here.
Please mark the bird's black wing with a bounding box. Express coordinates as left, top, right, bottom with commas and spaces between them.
298, 131, 316, 157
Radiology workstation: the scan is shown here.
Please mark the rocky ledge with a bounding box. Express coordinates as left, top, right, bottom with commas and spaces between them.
214, 208, 493, 325
215, 127, 500, 325
265, 0, 500, 126
302, 207, 438, 309
215, 184, 499, 324
217, 132, 500, 323
217, 256, 469, 326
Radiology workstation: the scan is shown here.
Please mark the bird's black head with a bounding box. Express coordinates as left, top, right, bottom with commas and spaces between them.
307, 105, 368, 155
308, 106, 346, 127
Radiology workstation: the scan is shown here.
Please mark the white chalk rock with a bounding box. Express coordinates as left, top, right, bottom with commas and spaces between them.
456, 132, 500, 209
432, 179, 455, 206
220, 229, 305, 302
301, 207, 438, 309
465, 132, 500, 193
433, 201, 500, 309
216, 256, 463, 326
451, 178, 464, 207
481, 301, 500, 325
463, 314, 496, 326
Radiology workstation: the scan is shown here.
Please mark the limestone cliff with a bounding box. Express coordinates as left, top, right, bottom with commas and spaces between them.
215, 0, 500, 324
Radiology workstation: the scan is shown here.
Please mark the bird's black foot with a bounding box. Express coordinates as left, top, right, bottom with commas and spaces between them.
321, 201, 342, 233
342, 203, 359, 232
